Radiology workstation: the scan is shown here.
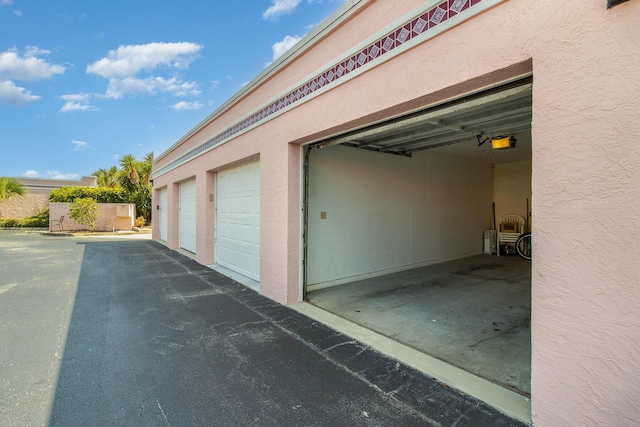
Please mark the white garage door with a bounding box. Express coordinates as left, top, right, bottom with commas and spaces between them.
158, 189, 168, 241
215, 161, 260, 281
179, 180, 197, 253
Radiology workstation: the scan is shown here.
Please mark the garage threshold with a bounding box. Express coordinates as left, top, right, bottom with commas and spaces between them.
291, 302, 531, 424
207, 264, 260, 293
294, 255, 532, 425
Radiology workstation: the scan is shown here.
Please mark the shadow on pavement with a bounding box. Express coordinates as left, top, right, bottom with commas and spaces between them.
48, 239, 526, 426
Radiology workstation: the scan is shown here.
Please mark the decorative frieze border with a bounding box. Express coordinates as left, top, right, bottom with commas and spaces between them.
154, 0, 492, 178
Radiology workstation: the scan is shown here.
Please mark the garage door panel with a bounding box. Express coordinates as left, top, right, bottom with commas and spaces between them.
216, 245, 259, 280
179, 180, 197, 253
159, 189, 168, 241
216, 161, 260, 281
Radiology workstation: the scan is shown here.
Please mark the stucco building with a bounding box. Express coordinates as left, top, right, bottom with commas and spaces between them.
0, 176, 97, 219
151, 1, 640, 425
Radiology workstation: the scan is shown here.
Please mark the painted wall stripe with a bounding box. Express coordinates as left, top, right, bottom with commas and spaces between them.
154, 0, 488, 179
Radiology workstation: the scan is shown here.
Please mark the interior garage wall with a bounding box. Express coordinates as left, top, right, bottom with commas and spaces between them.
307, 145, 492, 289
494, 160, 532, 227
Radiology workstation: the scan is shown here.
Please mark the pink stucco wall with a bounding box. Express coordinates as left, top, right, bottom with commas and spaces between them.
152, 0, 640, 424
153, 1, 426, 169
49, 202, 135, 232
0, 194, 48, 218
527, 3, 640, 426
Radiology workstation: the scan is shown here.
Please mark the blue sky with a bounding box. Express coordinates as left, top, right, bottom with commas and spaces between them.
0, 0, 346, 180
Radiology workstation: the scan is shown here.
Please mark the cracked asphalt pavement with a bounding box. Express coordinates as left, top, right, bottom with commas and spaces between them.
0, 231, 525, 426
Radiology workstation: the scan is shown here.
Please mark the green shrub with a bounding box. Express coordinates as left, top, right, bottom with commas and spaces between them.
0, 209, 49, 228
0, 218, 19, 227
69, 198, 99, 231
20, 216, 49, 227
50, 187, 126, 203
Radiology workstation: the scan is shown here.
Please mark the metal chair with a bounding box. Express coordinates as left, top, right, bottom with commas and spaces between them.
50, 215, 64, 231
498, 215, 525, 255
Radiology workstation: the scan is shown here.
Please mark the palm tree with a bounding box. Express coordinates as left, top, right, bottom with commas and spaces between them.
139, 152, 153, 185
116, 153, 153, 223
93, 166, 120, 188
118, 154, 140, 193
0, 177, 25, 202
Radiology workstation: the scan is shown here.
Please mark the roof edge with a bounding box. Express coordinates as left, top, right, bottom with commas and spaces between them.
155, 0, 370, 163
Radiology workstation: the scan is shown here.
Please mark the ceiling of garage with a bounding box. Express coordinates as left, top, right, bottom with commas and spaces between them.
314, 81, 532, 164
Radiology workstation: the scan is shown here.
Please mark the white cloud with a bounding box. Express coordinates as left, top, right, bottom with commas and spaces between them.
0, 47, 65, 81
1, 0, 14, 6
71, 140, 89, 151
263, 0, 302, 20
46, 171, 80, 180
24, 170, 80, 180
59, 93, 98, 113
87, 42, 202, 79
60, 93, 91, 103
171, 101, 204, 111
103, 76, 200, 99
13, 10, 21, 16
59, 102, 96, 112
0, 80, 40, 106
0, 47, 64, 106
87, 42, 202, 101
271, 35, 302, 61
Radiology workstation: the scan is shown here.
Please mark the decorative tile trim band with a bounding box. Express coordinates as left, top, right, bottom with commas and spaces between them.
154, 0, 484, 178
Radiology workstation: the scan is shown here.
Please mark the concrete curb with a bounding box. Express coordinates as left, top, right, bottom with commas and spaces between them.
40, 230, 152, 237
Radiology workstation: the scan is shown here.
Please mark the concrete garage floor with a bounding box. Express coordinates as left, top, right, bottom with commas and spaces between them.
307, 254, 531, 396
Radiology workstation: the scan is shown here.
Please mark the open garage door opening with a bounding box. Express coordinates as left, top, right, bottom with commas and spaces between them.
302, 80, 532, 397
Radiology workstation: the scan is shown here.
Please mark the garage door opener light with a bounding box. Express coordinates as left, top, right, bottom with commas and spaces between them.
491, 136, 516, 150
476, 134, 517, 150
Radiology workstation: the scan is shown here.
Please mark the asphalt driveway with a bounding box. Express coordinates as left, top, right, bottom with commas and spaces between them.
0, 230, 526, 426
